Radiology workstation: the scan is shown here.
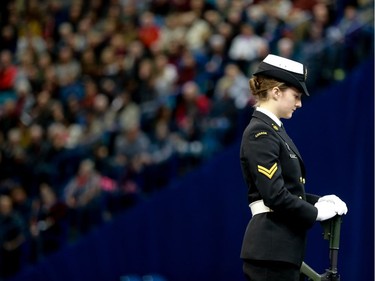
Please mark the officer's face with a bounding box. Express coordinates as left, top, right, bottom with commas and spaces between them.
277, 87, 302, 119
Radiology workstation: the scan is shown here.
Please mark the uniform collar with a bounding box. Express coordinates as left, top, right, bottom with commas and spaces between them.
256, 107, 282, 127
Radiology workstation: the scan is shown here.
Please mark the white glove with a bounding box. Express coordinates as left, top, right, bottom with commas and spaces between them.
314, 200, 337, 221
318, 194, 348, 215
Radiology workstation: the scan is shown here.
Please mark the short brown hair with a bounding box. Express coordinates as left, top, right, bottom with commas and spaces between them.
249, 75, 288, 106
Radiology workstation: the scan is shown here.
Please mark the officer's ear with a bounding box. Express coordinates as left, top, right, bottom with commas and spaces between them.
271, 87, 281, 100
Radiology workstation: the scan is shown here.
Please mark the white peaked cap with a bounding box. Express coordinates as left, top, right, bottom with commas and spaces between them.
253, 54, 309, 96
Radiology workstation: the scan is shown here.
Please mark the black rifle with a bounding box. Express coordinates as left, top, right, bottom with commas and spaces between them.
301, 215, 343, 281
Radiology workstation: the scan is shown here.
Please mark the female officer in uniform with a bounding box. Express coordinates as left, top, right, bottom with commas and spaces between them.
239, 54, 348, 281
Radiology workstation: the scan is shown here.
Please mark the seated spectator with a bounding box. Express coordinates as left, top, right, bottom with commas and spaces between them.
0, 50, 18, 104
0, 194, 26, 279
80, 48, 101, 80
79, 94, 116, 146
16, 1, 46, 58
176, 48, 198, 86
30, 183, 68, 259
122, 40, 146, 80
30, 90, 56, 129
173, 81, 211, 172
228, 23, 267, 75
98, 46, 122, 99
143, 120, 177, 193
43, 122, 82, 192
157, 13, 186, 51
54, 46, 82, 89
63, 159, 105, 236
174, 81, 211, 141
202, 85, 239, 157
0, 24, 18, 54
92, 143, 140, 215
115, 91, 141, 133
214, 63, 254, 110
153, 53, 178, 105
24, 124, 50, 193
132, 57, 157, 106
113, 123, 152, 179
327, 4, 368, 75
138, 11, 161, 50
0, 99, 20, 138
204, 34, 229, 96
275, 36, 297, 59
9, 185, 33, 228
182, 11, 211, 52
1, 128, 29, 186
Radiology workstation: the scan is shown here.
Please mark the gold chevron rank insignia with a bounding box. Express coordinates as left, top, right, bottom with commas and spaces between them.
257, 163, 278, 179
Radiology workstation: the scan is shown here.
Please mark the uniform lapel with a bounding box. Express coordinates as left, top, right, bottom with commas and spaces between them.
252, 111, 303, 160
277, 126, 302, 160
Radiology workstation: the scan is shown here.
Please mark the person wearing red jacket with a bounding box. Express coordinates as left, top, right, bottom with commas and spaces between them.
0, 50, 17, 102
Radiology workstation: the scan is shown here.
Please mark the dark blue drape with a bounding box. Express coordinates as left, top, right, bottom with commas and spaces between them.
286, 58, 374, 279
8, 59, 374, 281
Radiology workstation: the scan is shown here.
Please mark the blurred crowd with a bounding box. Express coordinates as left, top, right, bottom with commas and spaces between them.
0, 0, 373, 279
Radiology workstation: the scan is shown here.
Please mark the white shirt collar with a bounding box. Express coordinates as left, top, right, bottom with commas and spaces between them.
256, 107, 282, 127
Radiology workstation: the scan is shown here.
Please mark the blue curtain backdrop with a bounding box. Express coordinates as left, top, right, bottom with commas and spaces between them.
8, 59, 374, 281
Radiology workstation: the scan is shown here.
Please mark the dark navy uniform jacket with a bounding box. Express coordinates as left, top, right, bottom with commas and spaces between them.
240, 110, 319, 267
